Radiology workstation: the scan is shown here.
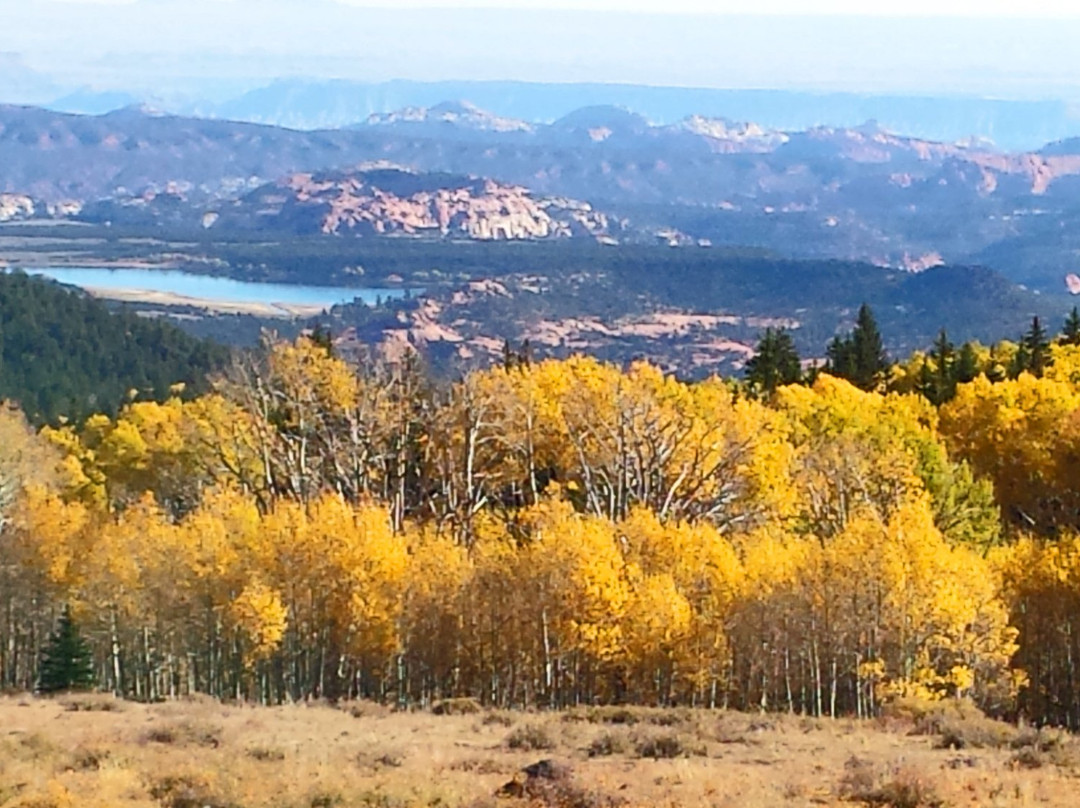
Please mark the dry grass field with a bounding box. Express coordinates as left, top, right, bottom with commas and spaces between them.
0, 695, 1077, 808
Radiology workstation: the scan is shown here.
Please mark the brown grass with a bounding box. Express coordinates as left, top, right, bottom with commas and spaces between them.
0, 695, 1075, 807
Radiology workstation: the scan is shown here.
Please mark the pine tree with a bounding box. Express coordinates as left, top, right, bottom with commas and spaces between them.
1009, 341, 1031, 379
850, 304, 889, 391
826, 335, 855, 380
308, 325, 335, 357
1062, 307, 1080, 346
826, 304, 888, 391
916, 358, 935, 402
1022, 316, 1051, 377
954, 342, 980, 385
38, 606, 95, 694
745, 328, 802, 395
928, 329, 956, 404
501, 339, 533, 371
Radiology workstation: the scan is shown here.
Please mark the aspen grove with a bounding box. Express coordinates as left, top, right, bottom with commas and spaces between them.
6, 336, 1080, 727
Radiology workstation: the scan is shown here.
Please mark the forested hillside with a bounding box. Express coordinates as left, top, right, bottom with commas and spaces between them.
4, 327, 1080, 729
0, 272, 229, 423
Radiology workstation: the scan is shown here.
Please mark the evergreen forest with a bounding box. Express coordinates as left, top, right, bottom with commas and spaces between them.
0, 272, 229, 424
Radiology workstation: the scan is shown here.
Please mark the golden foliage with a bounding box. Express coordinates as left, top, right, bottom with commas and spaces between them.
6, 338, 1080, 723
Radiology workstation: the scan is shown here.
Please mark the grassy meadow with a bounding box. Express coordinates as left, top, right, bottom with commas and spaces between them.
0, 695, 1077, 808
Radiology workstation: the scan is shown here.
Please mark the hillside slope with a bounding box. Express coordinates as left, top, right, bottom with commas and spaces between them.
319, 248, 1062, 376
0, 272, 228, 423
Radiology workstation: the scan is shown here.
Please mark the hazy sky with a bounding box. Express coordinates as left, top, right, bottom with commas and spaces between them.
5, 0, 1080, 101
23, 0, 1080, 14
337, 0, 1080, 12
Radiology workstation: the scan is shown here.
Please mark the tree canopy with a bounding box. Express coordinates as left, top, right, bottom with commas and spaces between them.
0, 272, 228, 424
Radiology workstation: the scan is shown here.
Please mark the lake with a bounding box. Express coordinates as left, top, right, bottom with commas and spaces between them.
22, 267, 405, 312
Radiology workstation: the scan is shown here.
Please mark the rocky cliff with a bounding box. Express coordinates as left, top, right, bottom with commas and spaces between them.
209, 168, 621, 241
0, 193, 81, 221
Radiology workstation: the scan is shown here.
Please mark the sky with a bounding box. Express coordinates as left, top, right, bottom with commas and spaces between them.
5, 0, 1080, 102
22, 0, 1080, 14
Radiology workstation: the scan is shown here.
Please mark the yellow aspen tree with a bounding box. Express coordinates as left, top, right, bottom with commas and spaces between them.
400, 525, 472, 701
941, 373, 1080, 532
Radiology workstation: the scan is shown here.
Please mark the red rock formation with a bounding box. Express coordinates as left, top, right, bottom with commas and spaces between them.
254, 169, 614, 241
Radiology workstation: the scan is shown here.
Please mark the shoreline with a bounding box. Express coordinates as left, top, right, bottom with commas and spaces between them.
82, 286, 329, 319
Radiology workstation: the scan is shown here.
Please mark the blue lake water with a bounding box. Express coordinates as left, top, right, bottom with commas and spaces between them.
22, 267, 404, 310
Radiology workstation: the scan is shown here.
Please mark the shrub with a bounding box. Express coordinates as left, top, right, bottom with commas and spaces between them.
374, 753, 404, 768
634, 731, 706, 759
144, 720, 222, 748
341, 700, 391, 719
647, 709, 693, 727
246, 745, 286, 762
932, 714, 1016, 750
2, 732, 56, 762
1008, 728, 1080, 770
839, 758, 944, 808
70, 745, 110, 771
892, 698, 1016, 750
587, 731, 631, 757
506, 724, 556, 751
309, 791, 343, 808
1011, 747, 1045, 769
150, 774, 236, 808
482, 710, 516, 727
713, 712, 772, 745
451, 757, 512, 774
1011, 727, 1066, 753
588, 707, 641, 725
61, 693, 126, 712
432, 698, 482, 716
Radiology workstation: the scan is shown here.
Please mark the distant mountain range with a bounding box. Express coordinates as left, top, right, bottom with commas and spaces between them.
40, 79, 1080, 153
9, 102, 1080, 291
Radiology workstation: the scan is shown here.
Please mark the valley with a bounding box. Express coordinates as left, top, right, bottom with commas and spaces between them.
2, 99, 1079, 373
1, 224, 1066, 374
7, 102, 1080, 296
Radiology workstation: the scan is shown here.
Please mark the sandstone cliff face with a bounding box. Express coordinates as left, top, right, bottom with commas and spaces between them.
966, 153, 1080, 195
677, 115, 789, 153
365, 101, 534, 134
217, 169, 617, 241
0, 194, 35, 222
0, 194, 82, 221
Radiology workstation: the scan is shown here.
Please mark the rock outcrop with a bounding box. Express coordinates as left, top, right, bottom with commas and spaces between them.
0, 194, 82, 221
0, 194, 35, 222
364, 100, 533, 133
212, 168, 619, 241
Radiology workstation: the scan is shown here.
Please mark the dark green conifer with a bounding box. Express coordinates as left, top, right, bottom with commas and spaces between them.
1021, 316, 1051, 377
309, 324, 335, 357
1009, 341, 1031, 379
825, 335, 855, 380
826, 304, 889, 391
1062, 307, 1080, 346
37, 605, 95, 694
916, 358, 935, 402
954, 342, 980, 384
928, 329, 956, 404
745, 328, 802, 395
850, 304, 889, 390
